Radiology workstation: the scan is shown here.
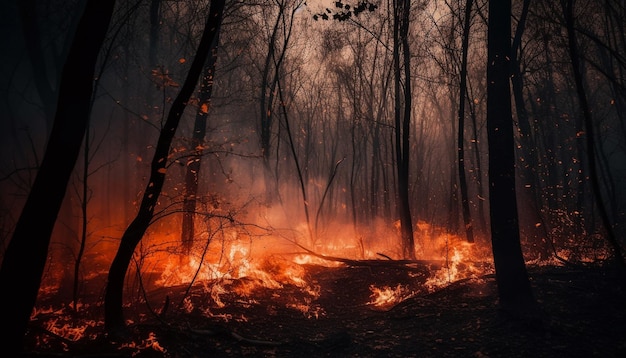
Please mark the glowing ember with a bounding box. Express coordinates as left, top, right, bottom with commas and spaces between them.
120, 332, 167, 354
287, 300, 325, 319
368, 284, 415, 311
44, 319, 96, 342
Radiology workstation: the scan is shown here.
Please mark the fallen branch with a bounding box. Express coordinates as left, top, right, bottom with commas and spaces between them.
286, 241, 445, 271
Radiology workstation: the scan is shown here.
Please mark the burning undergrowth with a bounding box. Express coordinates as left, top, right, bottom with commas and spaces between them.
21, 226, 626, 358
27, 219, 499, 356
149, 221, 494, 315
165, 254, 326, 320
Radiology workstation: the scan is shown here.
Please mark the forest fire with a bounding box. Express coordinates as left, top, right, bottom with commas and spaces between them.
12, 216, 624, 358
145, 222, 493, 322
3, 0, 626, 356
27, 220, 496, 353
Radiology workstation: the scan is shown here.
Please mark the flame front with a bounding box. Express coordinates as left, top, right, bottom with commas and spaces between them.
30, 221, 495, 352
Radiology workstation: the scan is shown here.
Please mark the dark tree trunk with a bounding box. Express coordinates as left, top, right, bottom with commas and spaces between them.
486, 0, 535, 310
370, 121, 382, 219
104, 0, 226, 335
393, 0, 415, 260
181, 31, 221, 252
0, 0, 116, 352
18, 0, 85, 304
400, 0, 415, 259
458, 0, 475, 243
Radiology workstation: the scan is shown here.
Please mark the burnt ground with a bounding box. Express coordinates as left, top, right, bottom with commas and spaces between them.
21, 262, 626, 358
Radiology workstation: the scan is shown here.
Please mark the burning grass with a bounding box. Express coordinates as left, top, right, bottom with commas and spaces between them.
25, 240, 625, 358
27, 220, 510, 355
19, 198, 624, 358
368, 284, 416, 311
148, 222, 494, 314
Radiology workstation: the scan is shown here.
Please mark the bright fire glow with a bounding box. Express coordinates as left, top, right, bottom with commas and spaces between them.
150, 224, 493, 316
368, 284, 415, 311
156, 238, 323, 313
424, 236, 490, 291
30, 219, 496, 355
293, 254, 342, 267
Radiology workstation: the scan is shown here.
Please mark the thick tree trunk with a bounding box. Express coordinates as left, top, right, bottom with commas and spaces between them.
104, 0, 225, 335
393, 0, 415, 260
486, 0, 535, 310
0, 0, 115, 352
400, 0, 415, 259
18, 0, 85, 304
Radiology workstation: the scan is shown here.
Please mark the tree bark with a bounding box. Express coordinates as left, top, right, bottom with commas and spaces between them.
486, 0, 535, 309
104, 0, 225, 335
0, 0, 116, 352
458, 0, 475, 243
393, 0, 415, 260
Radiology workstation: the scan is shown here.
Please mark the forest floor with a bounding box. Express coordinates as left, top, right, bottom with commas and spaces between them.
21, 261, 626, 358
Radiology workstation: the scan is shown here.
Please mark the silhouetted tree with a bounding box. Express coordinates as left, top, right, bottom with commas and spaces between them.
0, 0, 116, 352
104, 0, 225, 335
457, 0, 475, 243
486, 0, 535, 310
391, 0, 415, 259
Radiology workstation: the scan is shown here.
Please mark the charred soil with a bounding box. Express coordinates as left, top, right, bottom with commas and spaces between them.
21, 263, 626, 358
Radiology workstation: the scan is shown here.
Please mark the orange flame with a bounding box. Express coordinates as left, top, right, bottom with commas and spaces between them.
424, 236, 489, 291
368, 284, 415, 311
